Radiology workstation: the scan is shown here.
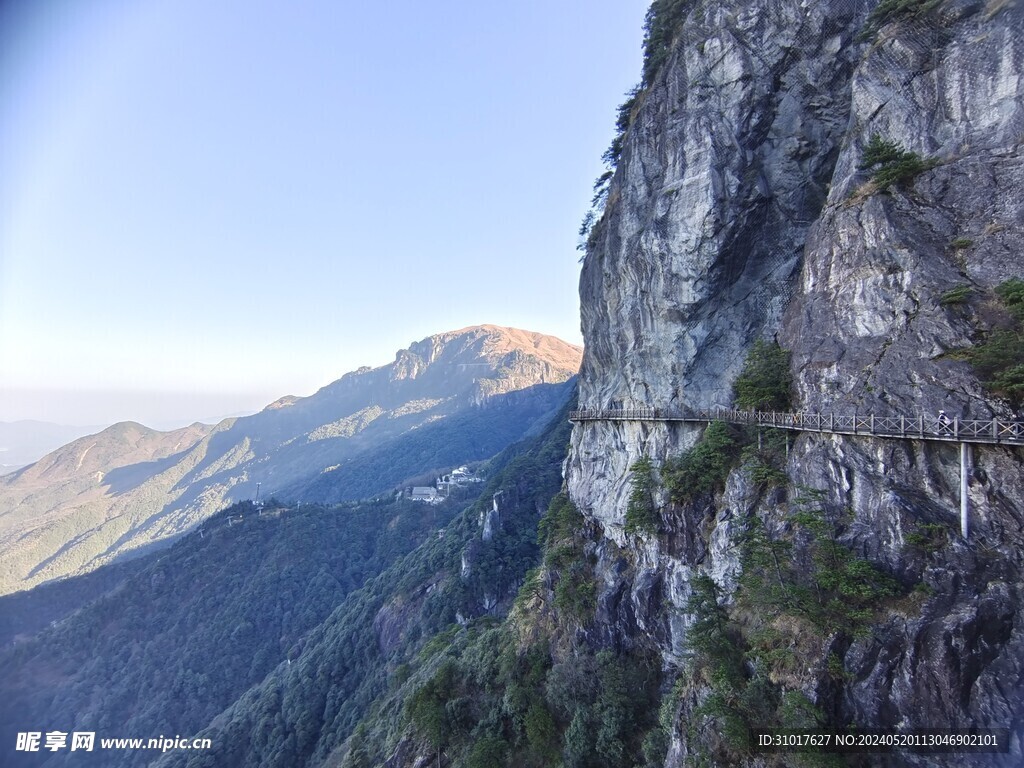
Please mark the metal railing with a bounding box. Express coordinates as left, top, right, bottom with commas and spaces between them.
568, 408, 1024, 446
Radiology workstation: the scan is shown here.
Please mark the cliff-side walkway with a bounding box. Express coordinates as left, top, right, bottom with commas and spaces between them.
569, 408, 1024, 446
569, 407, 1024, 539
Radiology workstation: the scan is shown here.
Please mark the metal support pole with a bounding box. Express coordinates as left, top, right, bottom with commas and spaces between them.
960, 442, 970, 541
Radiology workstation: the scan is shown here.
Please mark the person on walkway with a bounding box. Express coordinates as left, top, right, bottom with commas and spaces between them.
938, 410, 952, 436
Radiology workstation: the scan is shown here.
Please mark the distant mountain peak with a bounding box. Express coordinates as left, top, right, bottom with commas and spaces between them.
263, 395, 300, 411
0, 325, 579, 595
397, 325, 583, 381
428, 324, 582, 354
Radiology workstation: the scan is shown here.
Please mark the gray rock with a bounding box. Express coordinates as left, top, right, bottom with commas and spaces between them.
568, 1, 1024, 764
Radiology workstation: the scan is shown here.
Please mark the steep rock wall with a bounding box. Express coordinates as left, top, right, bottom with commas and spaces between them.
568, 1, 1024, 764
571, 0, 863, 526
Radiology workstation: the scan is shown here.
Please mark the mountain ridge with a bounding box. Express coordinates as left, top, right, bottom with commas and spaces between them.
0, 420, 109, 474
0, 325, 581, 595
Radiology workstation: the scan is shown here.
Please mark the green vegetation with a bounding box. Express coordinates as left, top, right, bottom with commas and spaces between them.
682, 492, 899, 763
401, 631, 662, 768
857, 134, 938, 191
951, 237, 974, 250
963, 279, 1024, 406
406, 659, 457, 753
602, 86, 642, 170
640, 679, 683, 768
939, 284, 973, 306
625, 456, 659, 534
996, 278, 1024, 321
580, 86, 642, 253
967, 331, 1024, 405
614, 342, 792, 512
0, 557, 148, 647
1, 394, 580, 768
725, 340, 795, 489
739, 428, 791, 489
541, 494, 596, 622
0, 494, 469, 765
741, 492, 898, 636
687, 574, 746, 691
685, 574, 773, 753
174, 391, 668, 768
642, 0, 690, 86
733, 339, 792, 411
539, 492, 582, 549
292, 390, 573, 503
663, 421, 739, 502
906, 522, 947, 554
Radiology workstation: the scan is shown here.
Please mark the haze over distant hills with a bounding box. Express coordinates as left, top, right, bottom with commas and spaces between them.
0, 421, 105, 474
0, 325, 581, 595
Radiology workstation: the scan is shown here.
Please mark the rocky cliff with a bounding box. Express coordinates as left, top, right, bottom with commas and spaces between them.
568, 0, 1023, 765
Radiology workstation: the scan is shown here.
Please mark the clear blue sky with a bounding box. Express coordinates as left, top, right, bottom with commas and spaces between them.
0, 0, 647, 427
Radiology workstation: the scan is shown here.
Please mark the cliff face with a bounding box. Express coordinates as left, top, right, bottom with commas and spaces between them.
572, 0, 864, 528
568, 0, 1024, 763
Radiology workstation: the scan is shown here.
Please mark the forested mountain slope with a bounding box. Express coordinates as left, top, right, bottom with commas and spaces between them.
149, 394, 576, 768
0, 325, 579, 595
0, 391, 576, 768
0, 490, 476, 767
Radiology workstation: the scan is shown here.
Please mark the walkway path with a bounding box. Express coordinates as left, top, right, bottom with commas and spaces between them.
569, 407, 1024, 539
569, 408, 1024, 446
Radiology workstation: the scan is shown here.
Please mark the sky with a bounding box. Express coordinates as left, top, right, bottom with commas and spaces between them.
0, 0, 648, 428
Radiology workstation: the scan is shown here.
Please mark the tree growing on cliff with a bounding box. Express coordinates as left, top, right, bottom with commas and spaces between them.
406, 659, 459, 758
625, 456, 658, 534
642, 0, 690, 86
857, 134, 937, 191
663, 422, 739, 503
733, 339, 791, 411
963, 279, 1024, 407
